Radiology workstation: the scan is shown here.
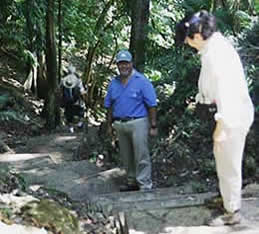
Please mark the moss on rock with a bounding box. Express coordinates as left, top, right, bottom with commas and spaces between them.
21, 199, 80, 234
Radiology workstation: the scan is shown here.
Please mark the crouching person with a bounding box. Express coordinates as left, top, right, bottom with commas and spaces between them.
60, 65, 87, 133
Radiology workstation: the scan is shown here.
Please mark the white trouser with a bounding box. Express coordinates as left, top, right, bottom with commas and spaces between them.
213, 128, 247, 213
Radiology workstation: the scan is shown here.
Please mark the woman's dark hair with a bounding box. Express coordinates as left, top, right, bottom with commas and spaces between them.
175, 10, 217, 46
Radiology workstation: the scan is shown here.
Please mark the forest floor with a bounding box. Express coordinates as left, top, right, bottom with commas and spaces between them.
0, 51, 259, 233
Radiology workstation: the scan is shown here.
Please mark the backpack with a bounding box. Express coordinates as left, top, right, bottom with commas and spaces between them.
61, 85, 81, 107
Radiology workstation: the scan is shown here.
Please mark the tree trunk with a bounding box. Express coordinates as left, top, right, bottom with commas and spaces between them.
44, 0, 60, 129
58, 0, 63, 83
129, 0, 150, 72
254, 84, 259, 157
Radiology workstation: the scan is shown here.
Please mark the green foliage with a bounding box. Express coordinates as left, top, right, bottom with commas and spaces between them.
180, 0, 211, 14
0, 207, 13, 221
62, 0, 130, 56
0, 94, 9, 108
234, 10, 253, 30
0, 1, 26, 55
0, 169, 27, 193
238, 17, 259, 112
21, 0, 46, 52
255, 0, 259, 13
0, 111, 27, 123
189, 181, 208, 193
146, 45, 200, 137
149, 0, 182, 49
244, 156, 257, 177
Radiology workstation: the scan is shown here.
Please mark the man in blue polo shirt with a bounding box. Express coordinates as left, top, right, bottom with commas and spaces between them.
104, 49, 158, 192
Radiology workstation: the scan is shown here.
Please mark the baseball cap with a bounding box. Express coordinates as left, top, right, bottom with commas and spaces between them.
116, 50, 132, 63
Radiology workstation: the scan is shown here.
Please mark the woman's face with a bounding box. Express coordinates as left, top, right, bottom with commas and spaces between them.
185, 33, 204, 51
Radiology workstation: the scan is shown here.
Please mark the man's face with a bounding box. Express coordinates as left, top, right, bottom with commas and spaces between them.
117, 61, 133, 78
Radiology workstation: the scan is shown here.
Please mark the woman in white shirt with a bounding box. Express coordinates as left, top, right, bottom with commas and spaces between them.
175, 10, 254, 226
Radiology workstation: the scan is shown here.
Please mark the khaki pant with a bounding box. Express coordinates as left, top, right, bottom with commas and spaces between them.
113, 117, 152, 190
213, 128, 248, 213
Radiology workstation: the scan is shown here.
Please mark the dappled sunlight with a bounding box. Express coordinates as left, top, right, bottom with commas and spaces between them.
53, 135, 78, 143
20, 166, 54, 176
129, 230, 147, 234
1, 77, 23, 89
0, 153, 50, 162
163, 225, 249, 234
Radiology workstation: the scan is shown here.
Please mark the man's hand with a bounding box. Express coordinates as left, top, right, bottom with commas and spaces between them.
107, 125, 114, 137
149, 127, 158, 137
106, 108, 113, 137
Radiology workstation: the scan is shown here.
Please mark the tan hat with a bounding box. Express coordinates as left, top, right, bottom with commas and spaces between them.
62, 74, 78, 89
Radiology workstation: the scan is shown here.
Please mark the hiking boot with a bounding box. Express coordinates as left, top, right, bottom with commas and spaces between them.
119, 183, 139, 192
140, 187, 153, 192
208, 211, 241, 226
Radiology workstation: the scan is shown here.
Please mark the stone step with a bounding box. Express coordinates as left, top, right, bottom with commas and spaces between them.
125, 197, 259, 234
0, 154, 125, 201
93, 184, 259, 214
92, 187, 218, 213
93, 185, 259, 234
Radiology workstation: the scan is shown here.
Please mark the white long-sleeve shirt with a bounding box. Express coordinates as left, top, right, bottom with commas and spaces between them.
196, 32, 254, 130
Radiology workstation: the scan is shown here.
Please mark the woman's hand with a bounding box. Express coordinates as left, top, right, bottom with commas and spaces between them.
213, 120, 227, 142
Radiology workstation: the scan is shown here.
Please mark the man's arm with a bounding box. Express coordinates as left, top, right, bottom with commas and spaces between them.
148, 107, 157, 128
106, 107, 114, 136
148, 107, 158, 136
107, 107, 113, 126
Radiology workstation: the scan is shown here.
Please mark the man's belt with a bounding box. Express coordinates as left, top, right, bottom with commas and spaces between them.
113, 117, 143, 122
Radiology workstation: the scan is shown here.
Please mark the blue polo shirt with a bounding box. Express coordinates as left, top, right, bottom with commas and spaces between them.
104, 70, 157, 119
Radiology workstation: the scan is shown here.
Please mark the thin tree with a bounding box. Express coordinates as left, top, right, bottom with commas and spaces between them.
128, 0, 150, 72
44, 0, 60, 129
58, 0, 63, 82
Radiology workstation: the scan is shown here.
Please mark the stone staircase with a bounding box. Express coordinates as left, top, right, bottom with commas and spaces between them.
91, 187, 259, 234
1, 153, 259, 234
